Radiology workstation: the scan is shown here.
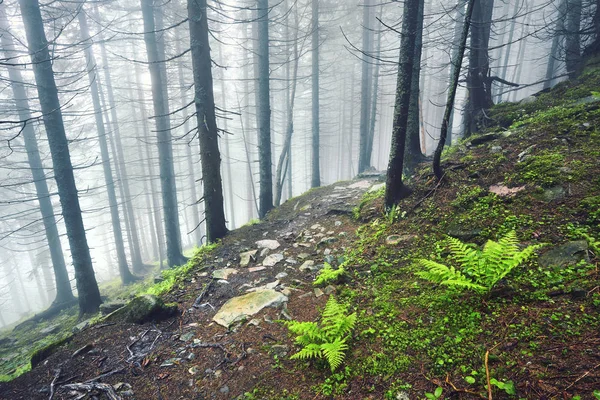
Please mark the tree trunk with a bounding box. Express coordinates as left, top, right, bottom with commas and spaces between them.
141, 0, 186, 267
257, 0, 273, 218
18, 0, 101, 314
310, 0, 321, 187
433, 0, 476, 180
544, 0, 567, 89
0, 7, 75, 306
188, 0, 228, 242
358, 0, 374, 173
78, 10, 136, 284
367, 5, 383, 171
565, 0, 582, 78
384, 0, 420, 208
404, 0, 425, 174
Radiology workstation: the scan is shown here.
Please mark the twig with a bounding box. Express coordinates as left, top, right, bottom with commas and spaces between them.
485, 350, 492, 400
94, 323, 116, 329
565, 362, 600, 390
61, 382, 121, 400
85, 367, 126, 383
445, 374, 486, 398
48, 368, 61, 400
192, 280, 214, 308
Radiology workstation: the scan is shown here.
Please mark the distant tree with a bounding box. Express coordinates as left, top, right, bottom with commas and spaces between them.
257, 0, 273, 218
311, 0, 321, 188
565, 0, 583, 78
0, 7, 75, 308
18, 0, 102, 314
187, 0, 228, 242
358, 0, 374, 174
140, 0, 187, 266
384, 0, 420, 208
77, 8, 136, 285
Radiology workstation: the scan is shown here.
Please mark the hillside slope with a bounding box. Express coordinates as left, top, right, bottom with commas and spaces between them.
1, 63, 600, 399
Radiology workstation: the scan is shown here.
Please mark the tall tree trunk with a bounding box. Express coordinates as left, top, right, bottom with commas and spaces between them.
367, 5, 383, 171
433, 0, 476, 180
465, 0, 494, 136
310, 0, 321, 187
384, 0, 420, 208
565, 0, 583, 78
18, 0, 101, 314
358, 0, 374, 173
141, 0, 186, 266
257, 0, 273, 218
545, 0, 567, 89
404, 0, 425, 174
77, 10, 136, 284
0, 7, 75, 306
188, 0, 228, 242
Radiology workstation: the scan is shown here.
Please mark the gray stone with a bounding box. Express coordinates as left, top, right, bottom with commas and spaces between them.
386, 234, 416, 245
297, 253, 310, 260
348, 180, 371, 189
239, 250, 258, 267
324, 285, 336, 295
105, 294, 178, 324
368, 182, 386, 193
212, 289, 288, 328
542, 186, 565, 202
160, 357, 182, 367
188, 366, 199, 375
396, 391, 410, 400
323, 248, 331, 255
318, 237, 338, 247
275, 272, 288, 279
447, 228, 482, 241
518, 145, 536, 162
256, 240, 280, 250
72, 319, 93, 333
40, 324, 60, 335
271, 344, 288, 357
99, 301, 127, 315
520, 95, 537, 104
219, 386, 229, 394
299, 260, 316, 272
334, 220, 342, 227
539, 241, 589, 269
212, 268, 238, 280
491, 145, 503, 153
263, 253, 284, 267
314, 288, 324, 298
179, 332, 194, 342
571, 288, 587, 300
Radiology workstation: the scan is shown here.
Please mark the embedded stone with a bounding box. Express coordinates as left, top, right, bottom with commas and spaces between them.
212, 289, 288, 328
256, 240, 281, 250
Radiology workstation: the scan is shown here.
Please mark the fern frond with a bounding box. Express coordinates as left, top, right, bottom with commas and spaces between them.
447, 236, 481, 275
314, 262, 346, 286
321, 296, 346, 326
285, 321, 323, 345
290, 343, 322, 361
320, 338, 348, 371
416, 260, 484, 290
323, 312, 356, 340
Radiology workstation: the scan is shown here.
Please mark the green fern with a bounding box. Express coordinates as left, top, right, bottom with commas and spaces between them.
286, 296, 356, 372
313, 262, 346, 286
416, 231, 545, 293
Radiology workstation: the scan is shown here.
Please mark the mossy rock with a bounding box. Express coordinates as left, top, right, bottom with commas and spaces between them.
30, 334, 73, 368
105, 294, 178, 324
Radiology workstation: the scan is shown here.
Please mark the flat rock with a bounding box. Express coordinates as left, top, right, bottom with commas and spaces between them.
489, 184, 526, 197
212, 268, 238, 280
248, 266, 266, 272
542, 186, 565, 202
239, 250, 258, 267
539, 241, 589, 269
105, 294, 178, 324
385, 234, 416, 245
212, 289, 288, 328
256, 240, 280, 250
40, 324, 60, 335
348, 180, 371, 189
368, 182, 385, 193
160, 357, 182, 367
263, 253, 284, 267
299, 260, 316, 272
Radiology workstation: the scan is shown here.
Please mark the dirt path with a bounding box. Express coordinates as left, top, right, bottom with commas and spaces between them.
0, 175, 383, 400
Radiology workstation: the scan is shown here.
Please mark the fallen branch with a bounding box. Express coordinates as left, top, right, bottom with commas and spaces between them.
86, 367, 126, 383
485, 350, 492, 400
192, 280, 214, 308
48, 368, 61, 400
445, 374, 486, 398
61, 382, 121, 400
565, 362, 600, 390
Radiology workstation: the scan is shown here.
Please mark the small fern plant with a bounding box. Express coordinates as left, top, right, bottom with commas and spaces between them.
285, 296, 356, 372
416, 231, 545, 293
314, 262, 346, 286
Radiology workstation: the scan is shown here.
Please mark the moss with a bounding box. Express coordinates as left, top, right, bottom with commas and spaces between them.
30, 334, 73, 368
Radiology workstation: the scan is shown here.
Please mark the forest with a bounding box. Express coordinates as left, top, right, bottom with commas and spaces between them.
0, 0, 599, 398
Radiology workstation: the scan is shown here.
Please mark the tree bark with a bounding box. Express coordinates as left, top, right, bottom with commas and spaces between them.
544, 0, 567, 89
358, 0, 374, 173
257, 0, 273, 218
565, 0, 582, 78
384, 0, 420, 208
140, 0, 187, 266
77, 10, 136, 284
311, 0, 321, 187
367, 5, 383, 172
188, 0, 228, 242
0, 7, 75, 306
18, 0, 101, 314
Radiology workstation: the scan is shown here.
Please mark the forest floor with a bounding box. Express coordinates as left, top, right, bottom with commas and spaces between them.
2, 61, 600, 400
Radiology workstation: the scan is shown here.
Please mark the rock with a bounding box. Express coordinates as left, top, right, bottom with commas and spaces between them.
105, 294, 178, 324
285, 258, 298, 264
324, 248, 331, 256
99, 301, 127, 315
179, 332, 194, 342
297, 253, 310, 260
368, 182, 385, 193
212, 289, 288, 327
318, 237, 338, 247
260, 248, 270, 257
271, 345, 288, 357
40, 324, 60, 335
468, 133, 499, 146
571, 288, 587, 300
248, 266, 266, 272
263, 253, 284, 267
281, 288, 292, 297
447, 227, 482, 241
334, 221, 342, 227
160, 357, 182, 367
539, 241, 589, 269
323, 285, 336, 295
186, 352, 195, 361
542, 186, 565, 202
348, 180, 371, 189
299, 260, 316, 272
72, 319, 93, 333
385, 234, 416, 245
396, 391, 410, 400
314, 288, 324, 298
311, 223, 321, 230
275, 272, 288, 279
256, 240, 281, 250
489, 184, 526, 197
219, 386, 229, 394
212, 268, 238, 280
188, 366, 199, 375
239, 250, 258, 267
520, 95, 537, 104
518, 145, 536, 162
324, 255, 335, 264
491, 145, 503, 153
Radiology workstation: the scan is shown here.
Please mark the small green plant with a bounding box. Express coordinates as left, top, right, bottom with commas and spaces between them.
285, 296, 356, 372
314, 262, 346, 286
580, 233, 600, 256
490, 378, 516, 396
425, 386, 443, 399
416, 231, 545, 293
